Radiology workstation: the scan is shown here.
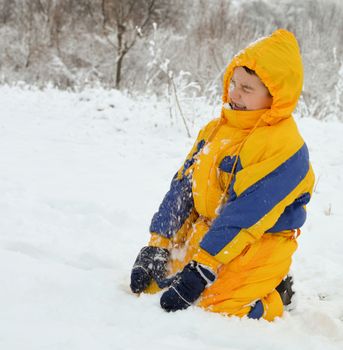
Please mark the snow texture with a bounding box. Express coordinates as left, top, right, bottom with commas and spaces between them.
0, 86, 342, 350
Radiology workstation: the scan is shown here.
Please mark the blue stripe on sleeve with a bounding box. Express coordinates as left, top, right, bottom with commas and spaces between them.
182, 140, 205, 177
150, 139, 205, 238
267, 192, 310, 232
149, 174, 194, 238
200, 143, 310, 255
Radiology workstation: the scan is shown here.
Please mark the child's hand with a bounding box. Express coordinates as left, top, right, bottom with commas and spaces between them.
160, 261, 216, 312
130, 246, 169, 293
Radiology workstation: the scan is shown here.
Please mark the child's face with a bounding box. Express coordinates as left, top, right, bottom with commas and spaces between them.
229, 67, 273, 111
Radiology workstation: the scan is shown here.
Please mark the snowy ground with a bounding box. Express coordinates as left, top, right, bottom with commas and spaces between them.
0, 85, 342, 350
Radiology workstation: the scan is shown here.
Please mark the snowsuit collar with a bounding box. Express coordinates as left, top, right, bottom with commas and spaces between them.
222, 105, 269, 130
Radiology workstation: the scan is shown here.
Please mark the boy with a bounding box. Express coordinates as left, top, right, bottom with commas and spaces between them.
130, 29, 315, 321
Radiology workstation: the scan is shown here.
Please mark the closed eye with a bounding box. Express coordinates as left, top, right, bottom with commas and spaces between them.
242, 85, 254, 92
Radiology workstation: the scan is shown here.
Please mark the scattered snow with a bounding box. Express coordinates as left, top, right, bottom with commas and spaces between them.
202, 143, 211, 155
0, 85, 342, 350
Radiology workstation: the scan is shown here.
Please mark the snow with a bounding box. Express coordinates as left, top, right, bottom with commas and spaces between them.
202, 143, 211, 155
0, 85, 342, 350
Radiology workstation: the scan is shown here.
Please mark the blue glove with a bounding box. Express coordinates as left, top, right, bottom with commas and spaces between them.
130, 246, 169, 293
160, 261, 216, 312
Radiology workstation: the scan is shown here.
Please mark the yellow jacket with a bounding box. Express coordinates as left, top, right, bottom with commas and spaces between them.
149, 29, 315, 270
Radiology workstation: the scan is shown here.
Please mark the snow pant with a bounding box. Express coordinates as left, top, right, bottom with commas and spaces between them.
164, 216, 298, 321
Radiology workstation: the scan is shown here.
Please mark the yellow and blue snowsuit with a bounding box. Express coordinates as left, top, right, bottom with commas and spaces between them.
148, 29, 315, 321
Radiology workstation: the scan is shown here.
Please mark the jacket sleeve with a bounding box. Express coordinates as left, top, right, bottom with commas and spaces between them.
149, 120, 218, 241
197, 142, 315, 265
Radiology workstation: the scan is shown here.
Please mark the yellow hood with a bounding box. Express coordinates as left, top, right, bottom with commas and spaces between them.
222, 29, 304, 125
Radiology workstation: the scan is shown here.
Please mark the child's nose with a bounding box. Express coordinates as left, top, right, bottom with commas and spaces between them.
230, 87, 240, 100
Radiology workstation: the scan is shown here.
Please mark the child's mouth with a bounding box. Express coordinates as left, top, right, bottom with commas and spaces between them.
231, 102, 247, 111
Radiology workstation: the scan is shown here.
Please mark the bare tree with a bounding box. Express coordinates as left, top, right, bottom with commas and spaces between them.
101, 0, 157, 89
0, 0, 15, 24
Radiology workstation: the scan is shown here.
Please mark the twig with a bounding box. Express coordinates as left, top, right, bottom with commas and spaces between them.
170, 77, 191, 138
314, 174, 321, 193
